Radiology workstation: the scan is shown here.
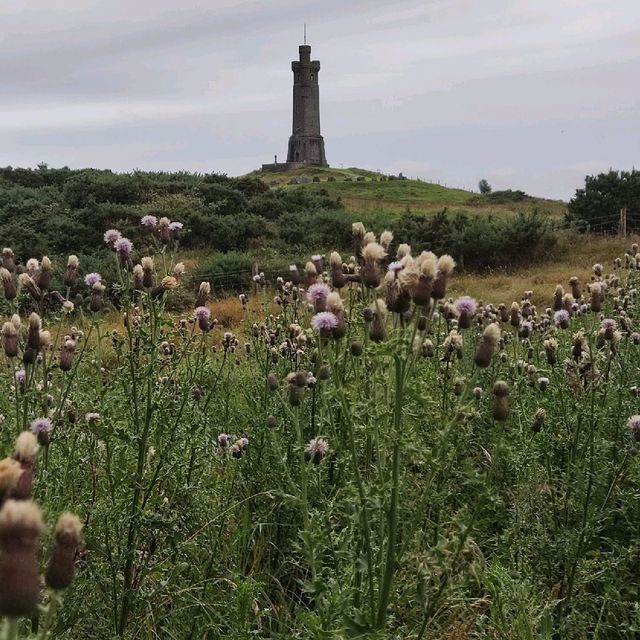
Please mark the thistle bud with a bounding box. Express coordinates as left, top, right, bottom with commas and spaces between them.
492, 380, 510, 421
60, 338, 77, 372
474, 323, 500, 368
0, 500, 44, 616
2, 248, 16, 273
45, 513, 83, 591
532, 408, 546, 433
63, 255, 79, 287
0, 268, 16, 300
1, 322, 18, 358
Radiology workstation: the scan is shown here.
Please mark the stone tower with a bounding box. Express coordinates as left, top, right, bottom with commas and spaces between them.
286, 44, 328, 166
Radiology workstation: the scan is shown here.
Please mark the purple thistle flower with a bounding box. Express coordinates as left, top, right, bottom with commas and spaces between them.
85, 412, 100, 423
30, 417, 52, 434
195, 306, 210, 320
168, 221, 183, 231
388, 261, 404, 273
307, 283, 331, 305
311, 312, 338, 331
15, 369, 26, 385
114, 237, 133, 255
84, 272, 102, 287
141, 215, 157, 228
554, 310, 570, 328
593, 263, 603, 276
627, 415, 640, 441
602, 318, 617, 331
454, 296, 477, 316
104, 229, 122, 245
305, 437, 329, 463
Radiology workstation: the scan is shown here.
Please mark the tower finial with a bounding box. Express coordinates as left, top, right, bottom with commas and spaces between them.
304, 23, 306, 45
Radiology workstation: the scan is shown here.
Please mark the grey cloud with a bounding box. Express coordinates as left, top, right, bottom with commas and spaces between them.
0, 0, 638, 199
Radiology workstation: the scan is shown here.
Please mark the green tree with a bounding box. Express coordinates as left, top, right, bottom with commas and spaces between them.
567, 169, 640, 232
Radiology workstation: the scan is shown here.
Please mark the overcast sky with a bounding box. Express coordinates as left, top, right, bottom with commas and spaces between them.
1, 0, 638, 199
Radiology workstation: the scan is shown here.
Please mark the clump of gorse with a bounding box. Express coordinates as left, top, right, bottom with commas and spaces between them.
0, 219, 638, 638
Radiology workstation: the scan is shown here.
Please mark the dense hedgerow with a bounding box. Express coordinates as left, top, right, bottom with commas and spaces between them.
0, 216, 639, 638
1, 166, 560, 280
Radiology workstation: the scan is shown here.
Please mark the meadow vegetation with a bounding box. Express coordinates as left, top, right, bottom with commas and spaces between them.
0, 214, 639, 639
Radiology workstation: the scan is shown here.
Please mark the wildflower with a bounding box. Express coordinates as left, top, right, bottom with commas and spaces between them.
329, 252, 347, 289
0, 458, 21, 505
306, 438, 329, 464
593, 263, 603, 277
84, 272, 102, 287
312, 311, 338, 339
543, 338, 558, 365
361, 242, 386, 288
0, 268, 16, 300
432, 255, 455, 299
0, 500, 44, 616
30, 418, 52, 446
443, 329, 463, 360
172, 263, 186, 281
473, 386, 483, 399
352, 222, 366, 260
304, 261, 318, 288
532, 408, 546, 433
368, 300, 387, 342
286, 371, 307, 406
1, 248, 15, 273
538, 376, 550, 391
289, 264, 301, 285
396, 243, 411, 259
492, 380, 510, 421
45, 513, 83, 591
590, 282, 604, 312
195, 306, 211, 332
141, 214, 157, 228
454, 296, 477, 329
601, 318, 617, 340
217, 433, 231, 447
114, 237, 133, 257
474, 323, 500, 368
307, 283, 331, 312
422, 339, 435, 358
141, 256, 155, 288
267, 373, 279, 392
554, 309, 570, 329
36, 256, 52, 290
103, 229, 122, 245
627, 415, 640, 442
85, 413, 100, 425
168, 221, 183, 239
195, 282, 211, 308
1, 322, 18, 358
59, 338, 77, 372
157, 217, 172, 241
380, 230, 393, 251
509, 302, 521, 327
18, 273, 41, 302
14, 369, 26, 389
453, 377, 465, 396
519, 320, 532, 338
326, 292, 346, 339
88, 281, 105, 312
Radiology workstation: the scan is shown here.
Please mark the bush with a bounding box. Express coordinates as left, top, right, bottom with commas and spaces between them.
567, 169, 640, 232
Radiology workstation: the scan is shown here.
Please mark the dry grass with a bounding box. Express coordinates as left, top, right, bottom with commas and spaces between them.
450, 232, 638, 308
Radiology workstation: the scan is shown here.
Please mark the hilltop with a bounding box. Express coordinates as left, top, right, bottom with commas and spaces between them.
248, 165, 567, 218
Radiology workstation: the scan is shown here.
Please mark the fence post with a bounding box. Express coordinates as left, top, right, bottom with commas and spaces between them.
619, 207, 627, 238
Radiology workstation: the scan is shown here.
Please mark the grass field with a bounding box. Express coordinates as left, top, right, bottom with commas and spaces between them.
249, 165, 567, 218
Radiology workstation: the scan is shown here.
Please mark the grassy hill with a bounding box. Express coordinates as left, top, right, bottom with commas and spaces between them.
248, 165, 567, 218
